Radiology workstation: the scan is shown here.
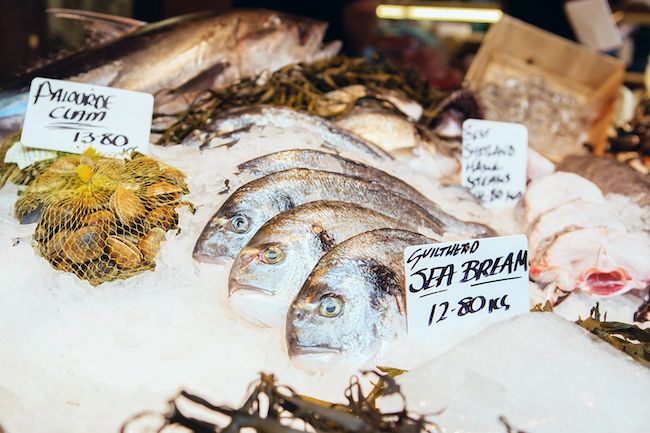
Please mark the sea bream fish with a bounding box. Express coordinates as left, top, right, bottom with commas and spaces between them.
181, 105, 392, 162
287, 228, 432, 368
229, 201, 427, 328
0, 10, 339, 136
237, 149, 494, 238
192, 168, 444, 261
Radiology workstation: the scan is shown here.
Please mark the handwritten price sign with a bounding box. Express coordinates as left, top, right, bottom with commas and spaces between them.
404, 235, 529, 337
20, 77, 153, 155
461, 119, 527, 207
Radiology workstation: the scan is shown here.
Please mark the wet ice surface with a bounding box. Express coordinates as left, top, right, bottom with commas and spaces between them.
393, 313, 650, 433
0, 126, 646, 433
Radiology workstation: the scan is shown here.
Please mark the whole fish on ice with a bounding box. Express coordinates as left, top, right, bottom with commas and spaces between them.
237, 149, 494, 238
192, 168, 444, 261
182, 105, 391, 162
287, 228, 432, 368
228, 201, 424, 328
0, 10, 339, 137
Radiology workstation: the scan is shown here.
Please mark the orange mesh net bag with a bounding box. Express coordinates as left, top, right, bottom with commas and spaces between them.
14, 150, 191, 286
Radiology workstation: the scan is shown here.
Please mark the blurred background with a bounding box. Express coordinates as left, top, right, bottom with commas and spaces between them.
2, 0, 650, 88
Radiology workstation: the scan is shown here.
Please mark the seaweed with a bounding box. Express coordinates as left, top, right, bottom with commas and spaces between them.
155, 55, 451, 147
576, 303, 650, 368
121, 369, 438, 433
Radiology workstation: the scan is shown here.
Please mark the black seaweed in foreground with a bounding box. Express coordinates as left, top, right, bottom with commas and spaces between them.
120, 368, 440, 433
576, 304, 650, 368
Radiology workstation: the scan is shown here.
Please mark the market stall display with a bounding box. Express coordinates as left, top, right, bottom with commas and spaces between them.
0, 7, 649, 433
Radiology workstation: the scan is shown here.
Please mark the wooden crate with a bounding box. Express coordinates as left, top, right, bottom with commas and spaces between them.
464, 15, 625, 159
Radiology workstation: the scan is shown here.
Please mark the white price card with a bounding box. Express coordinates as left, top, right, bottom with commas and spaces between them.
461, 119, 527, 208
404, 235, 529, 337
20, 77, 153, 156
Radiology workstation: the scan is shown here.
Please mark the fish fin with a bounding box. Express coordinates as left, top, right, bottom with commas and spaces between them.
311, 224, 336, 253
170, 62, 231, 95
47, 8, 145, 42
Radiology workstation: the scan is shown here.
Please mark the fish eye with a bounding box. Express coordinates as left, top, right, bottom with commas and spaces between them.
318, 295, 343, 318
229, 215, 250, 233
261, 245, 284, 264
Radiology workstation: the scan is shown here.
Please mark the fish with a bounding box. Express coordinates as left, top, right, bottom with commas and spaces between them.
524, 171, 604, 223
286, 228, 432, 367
334, 107, 450, 155
237, 149, 494, 237
192, 168, 444, 262
0, 10, 339, 136
531, 227, 650, 298
228, 201, 428, 328
557, 154, 650, 207
181, 105, 392, 162
528, 200, 626, 256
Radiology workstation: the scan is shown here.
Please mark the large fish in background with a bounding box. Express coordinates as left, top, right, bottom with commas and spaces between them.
0, 9, 341, 139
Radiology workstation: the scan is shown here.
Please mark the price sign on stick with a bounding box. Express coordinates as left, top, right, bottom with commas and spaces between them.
404, 235, 529, 337
20, 77, 153, 155
461, 119, 527, 207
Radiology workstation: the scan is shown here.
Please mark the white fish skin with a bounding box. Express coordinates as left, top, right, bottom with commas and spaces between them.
531, 227, 650, 298
524, 172, 605, 223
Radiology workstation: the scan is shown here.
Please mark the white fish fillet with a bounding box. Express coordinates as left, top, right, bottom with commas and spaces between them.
528, 200, 627, 257
526, 147, 555, 182
524, 171, 604, 222
531, 227, 650, 297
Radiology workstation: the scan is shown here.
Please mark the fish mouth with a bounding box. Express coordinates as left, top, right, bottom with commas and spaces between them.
229, 281, 274, 296
583, 269, 632, 297
289, 344, 341, 357
192, 251, 231, 265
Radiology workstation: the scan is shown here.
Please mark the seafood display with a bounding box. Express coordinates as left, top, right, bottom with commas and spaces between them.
193, 168, 449, 262
229, 202, 425, 328
525, 170, 650, 301
287, 229, 431, 367
558, 154, 650, 207
182, 105, 392, 161
13, 151, 189, 285
0, 10, 339, 137
2, 6, 650, 433
236, 149, 492, 238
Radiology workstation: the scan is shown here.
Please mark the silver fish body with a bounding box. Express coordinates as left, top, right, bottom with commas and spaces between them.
237, 149, 494, 238
287, 228, 433, 367
0, 10, 338, 134
229, 201, 424, 328
192, 168, 444, 262
181, 105, 392, 162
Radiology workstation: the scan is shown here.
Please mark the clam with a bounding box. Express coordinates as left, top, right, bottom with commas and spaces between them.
48, 156, 80, 174
82, 210, 116, 233
43, 229, 71, 261
147, 205, 178, 231
110, 188, 145, 226
107, 235, 143, 269
143, 181, 184, 205
62, 225, 106, 263
79, 259, 120, 286
41, 201, 78, 231
139, 227, 166, 263
126, 157, 160, 177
